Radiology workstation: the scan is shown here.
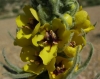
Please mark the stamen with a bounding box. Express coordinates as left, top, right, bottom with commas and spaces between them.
30, 60, 34, 63
42, 30, 58, 45
53, 62, 66, 76
69, 41, 76, 47
23, 26, 31, 30
50, 30, 57, 39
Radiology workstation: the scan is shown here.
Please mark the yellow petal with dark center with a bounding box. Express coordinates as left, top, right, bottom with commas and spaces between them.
24, 63, 44, 75
39, 45, 57, 65
16, 14, 29, 28
49, 56, 73, 79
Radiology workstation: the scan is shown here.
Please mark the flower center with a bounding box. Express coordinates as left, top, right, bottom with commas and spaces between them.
24, 18, 38, 30
30, 52, 43, 65
53, 61, 66, 75
43, 30, 58, 45
69, 41, 76, 47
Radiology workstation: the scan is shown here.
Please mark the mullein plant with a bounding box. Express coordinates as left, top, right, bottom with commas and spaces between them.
0, 0, 99, 79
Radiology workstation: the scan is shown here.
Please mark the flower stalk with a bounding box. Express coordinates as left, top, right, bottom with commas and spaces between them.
0, 0, 97, 79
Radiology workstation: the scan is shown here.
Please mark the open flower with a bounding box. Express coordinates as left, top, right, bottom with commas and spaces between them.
14, 5, 40, 47
20, 46, 45, 74
32, 19, 71, 65
73, 7, 94, 33
48, 56, 73, 79
63, 30, 86, 57
20, 46, 57, 75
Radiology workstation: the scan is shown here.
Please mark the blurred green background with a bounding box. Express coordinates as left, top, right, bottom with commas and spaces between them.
0, 0, 100, 19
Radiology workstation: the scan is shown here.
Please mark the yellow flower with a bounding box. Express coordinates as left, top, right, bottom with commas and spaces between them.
48, 56, 73, 79
64, 30, 86, 57
32, 19, 71, 65
20, 46, 56, 75
14, 5, 40, 47
20, 46, 44, 74
74, 8, 94, 33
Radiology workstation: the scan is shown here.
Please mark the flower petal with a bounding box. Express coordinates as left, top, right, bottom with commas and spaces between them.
84, 25, 94, 33
39, 45, 57, 65
20, 46, 38, 62
64, 46, 77, 57
32, 23, 40, 36
46, 58, 56, 72
30, 8, 39, 21
16, 14, 29, 28
24, 63, 44, 75
49, 56, 73, 79
14, 29, 32, 47
71, 30, 86, 45
64, 45, 82, 57
75, 10, 88, 25
58, 30, 71, 48
23, 5, 33, 18
52, 19, 66, 36
32, 34, 44, 46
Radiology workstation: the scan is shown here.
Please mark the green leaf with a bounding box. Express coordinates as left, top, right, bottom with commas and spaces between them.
3, 72, 35, 79
2, 49, 23, 73
8, 31, 15, 40
0, 62, 18, 74
94, 72, 100, 79
93, 22, 97, 27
